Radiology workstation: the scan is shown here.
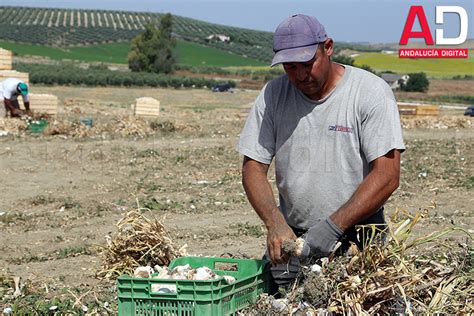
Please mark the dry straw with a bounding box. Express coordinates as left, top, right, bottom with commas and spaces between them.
245, 210, 473, 315
98, 207, 181, 278
400, 116, 472, 129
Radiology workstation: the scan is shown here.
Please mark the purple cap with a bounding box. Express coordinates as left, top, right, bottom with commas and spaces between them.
271, 14, 327, 67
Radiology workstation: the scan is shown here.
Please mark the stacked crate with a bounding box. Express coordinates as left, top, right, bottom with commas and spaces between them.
0, 48, 12, 70
19, 94, 59, 116
0, 48, 29, 84
398, 102, 439, 116
0, 48, 59, 116
132, 97, 160, 117
0, 70, 30, 85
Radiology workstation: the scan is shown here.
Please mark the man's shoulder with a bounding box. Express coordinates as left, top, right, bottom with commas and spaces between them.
346, 65, 393, 98
349, 66, 389, 87
262, 74, 292, 100
2, 78, 20, 89
266, 73, 290, 89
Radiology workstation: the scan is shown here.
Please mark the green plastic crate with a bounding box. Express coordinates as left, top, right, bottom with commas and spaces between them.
79, 118, 93, 128
117, 256, 270, 316
28, 119, 48, 133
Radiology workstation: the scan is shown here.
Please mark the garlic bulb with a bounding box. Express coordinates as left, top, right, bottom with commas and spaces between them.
193, 267, 215, 280
154, 266, 171, 279
171, 264, 193, 279
223, 275, 236, 284
134, 266, 154, 278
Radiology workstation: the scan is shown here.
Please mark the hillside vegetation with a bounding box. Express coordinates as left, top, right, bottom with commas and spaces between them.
0, 6, 471, 76
0, 40, 265, 67
0, 6, 273, 63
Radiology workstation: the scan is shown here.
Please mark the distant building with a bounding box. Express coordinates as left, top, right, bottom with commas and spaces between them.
381, 73, 409, 89
206, 34, 230, 43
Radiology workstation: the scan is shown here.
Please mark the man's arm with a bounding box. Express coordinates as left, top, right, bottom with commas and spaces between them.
301, 149, 401, 258
23, 101, 31, 113
3, 99, 20, 116
330, 149, 401, 231
242, 156, 296, 264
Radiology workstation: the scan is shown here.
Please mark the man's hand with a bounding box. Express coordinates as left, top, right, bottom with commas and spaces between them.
10, 108, 23, 117
267, 213, 297, 265
241, 156, 297, 265
300, 218, 343, 259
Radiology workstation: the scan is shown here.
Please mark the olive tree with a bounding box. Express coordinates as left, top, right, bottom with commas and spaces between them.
128, 13, 176, 74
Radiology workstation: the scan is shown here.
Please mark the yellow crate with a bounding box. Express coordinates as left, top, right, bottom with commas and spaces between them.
19, 93, 59, 116
398, 102, 439, 116
0, 48, 13, 70
0, 70, 29, 85
132, 97, 160, 117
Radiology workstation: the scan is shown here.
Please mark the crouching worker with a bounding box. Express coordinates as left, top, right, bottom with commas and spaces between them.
237, 14, 405, 294
1, 78, 31, 118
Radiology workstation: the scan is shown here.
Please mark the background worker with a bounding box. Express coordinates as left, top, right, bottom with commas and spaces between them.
1, 78, 31, 117
237, 14, 405, 292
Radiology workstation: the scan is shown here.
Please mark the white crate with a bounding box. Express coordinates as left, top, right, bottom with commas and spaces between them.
19, 93, 59, 116
132, 97, 160, 117
0, 48, 13, 71
0, 70, 29, 85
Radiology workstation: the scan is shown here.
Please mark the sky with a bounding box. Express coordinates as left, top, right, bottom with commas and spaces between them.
0, 0, 472, 43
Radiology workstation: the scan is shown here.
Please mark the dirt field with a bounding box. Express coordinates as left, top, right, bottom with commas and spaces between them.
0, 86, 472, 313
395, 79, 474, 101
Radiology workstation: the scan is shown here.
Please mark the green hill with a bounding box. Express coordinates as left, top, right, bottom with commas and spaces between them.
0, 6, 472, 76
0, 6, 273, 63
0, 40, 265, 67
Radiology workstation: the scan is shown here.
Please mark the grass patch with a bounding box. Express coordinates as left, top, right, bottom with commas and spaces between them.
231, 222, 265, 238
56, 246, 91, 259
139, 197, 183, 212
462, 176, 474, 189
353, 52, 474, 78
7, 246, 92, 264
149, 120, 177, 133
29, 194, 56, 206
2, 283, 116, 314
175, 41, 264, 67
0, 40, 265, 66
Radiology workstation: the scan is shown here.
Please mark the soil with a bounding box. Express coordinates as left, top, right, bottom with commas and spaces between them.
0, 85, 472, 313
395, 79, 473, 101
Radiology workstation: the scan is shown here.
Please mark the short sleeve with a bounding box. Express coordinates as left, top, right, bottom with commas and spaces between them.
360, 83, 405, 162
22, 94, 29, 103
2, 87, 12, 99
236, 84, 276, 164
2, 80, 16, 100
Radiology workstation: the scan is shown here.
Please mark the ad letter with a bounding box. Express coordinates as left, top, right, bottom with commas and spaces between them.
436, 6, 468, 45
400, 6, 434, 45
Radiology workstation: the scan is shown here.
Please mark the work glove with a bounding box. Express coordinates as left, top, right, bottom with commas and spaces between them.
300, 218, 343, 260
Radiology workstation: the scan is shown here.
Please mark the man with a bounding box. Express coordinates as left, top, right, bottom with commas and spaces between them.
237, 14, 405, 291
1, 78, 31, 117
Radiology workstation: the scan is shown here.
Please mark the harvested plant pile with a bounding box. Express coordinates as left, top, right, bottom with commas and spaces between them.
244, 212, 473, 315
0, 115, 159, 138
400, 116, 473, 129
0, 118, 27, 134
45, 116, 154, 138
99, 210, 181, 278
112, 116, 154, 138
45, 119, 91, 138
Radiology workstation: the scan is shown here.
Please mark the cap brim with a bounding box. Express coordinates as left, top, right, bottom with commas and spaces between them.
271, 44, 319, 67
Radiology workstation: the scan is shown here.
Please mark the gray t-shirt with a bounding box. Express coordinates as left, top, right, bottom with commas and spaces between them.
237, 65, 405, 230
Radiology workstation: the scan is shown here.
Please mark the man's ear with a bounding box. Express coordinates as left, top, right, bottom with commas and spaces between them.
324, 38, 334, 57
